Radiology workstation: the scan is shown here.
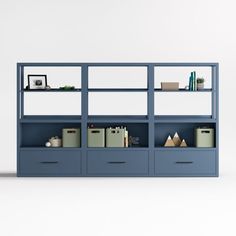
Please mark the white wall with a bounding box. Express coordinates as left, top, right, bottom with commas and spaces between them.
0, 1, 236, 236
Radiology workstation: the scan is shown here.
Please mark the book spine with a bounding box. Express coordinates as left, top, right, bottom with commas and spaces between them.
194, 71, 197, 91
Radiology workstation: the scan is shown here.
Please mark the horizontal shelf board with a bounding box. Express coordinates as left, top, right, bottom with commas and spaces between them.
155, 116, 216, 123
87, 115, 149, 123
22, 88, 81, 92
154, 88, 213, 92
20, 116, 81, 123
20, 147, 81, 151
155, 147, 216, 151
88, 88, 148, 92
18, 62, 218, 67
86, 147, 149, 151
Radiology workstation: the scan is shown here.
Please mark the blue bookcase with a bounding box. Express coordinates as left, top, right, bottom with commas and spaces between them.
17, 63, 219, 177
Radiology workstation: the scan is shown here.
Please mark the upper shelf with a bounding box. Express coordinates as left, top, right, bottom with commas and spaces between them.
88, 88, 148, 92
20, 115, 81, 123
154, 89, 213, 92
22, 89, 81, 92
155, 115, 216, 123
87, 115, 149, 123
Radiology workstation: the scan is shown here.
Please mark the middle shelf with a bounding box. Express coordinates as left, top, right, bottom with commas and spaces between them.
19, 120, 216, 149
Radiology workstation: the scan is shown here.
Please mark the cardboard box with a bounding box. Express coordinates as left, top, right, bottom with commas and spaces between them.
161, 82, 179, 91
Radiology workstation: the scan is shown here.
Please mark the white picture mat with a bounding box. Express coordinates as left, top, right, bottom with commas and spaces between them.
24, 92, 81, 115
88, 67, 147, 88
155, 92, 212, 115
24, 67, 81, 89
154, 67, 212, 89
88, 92, 147, 115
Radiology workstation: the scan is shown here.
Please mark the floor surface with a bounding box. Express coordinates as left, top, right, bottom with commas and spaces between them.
0, 169, 235, 236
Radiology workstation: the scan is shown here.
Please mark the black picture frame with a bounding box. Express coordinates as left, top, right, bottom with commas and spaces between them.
27, 74, 47, 90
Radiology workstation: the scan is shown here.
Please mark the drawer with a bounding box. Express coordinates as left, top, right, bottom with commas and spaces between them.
87, 150, 149, 175
155, 149, 216, 176
19, 150, 82, 176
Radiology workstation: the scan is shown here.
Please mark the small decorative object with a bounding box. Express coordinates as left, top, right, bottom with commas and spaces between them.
49, 136, 62, 147
172, 132, 181, 146
59, 85, 75, 90
189, 71, 197, 91
164, 135, 175, 147
180, 139, 188, 147
161, 82, 179, 91
128, 136, 140, 147
45, 85, 51, 90
197, 78, 205, 90
27, 74, 47, 90
45, 141, 51, 147
185, 85, 189, 90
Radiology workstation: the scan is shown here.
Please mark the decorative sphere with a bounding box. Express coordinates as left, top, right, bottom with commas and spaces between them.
45, 142, 51, 147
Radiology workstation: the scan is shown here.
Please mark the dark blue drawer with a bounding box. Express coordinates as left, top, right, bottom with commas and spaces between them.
87, 150, 149, 175
19, 150, 82, 176
155, 149, 216, 176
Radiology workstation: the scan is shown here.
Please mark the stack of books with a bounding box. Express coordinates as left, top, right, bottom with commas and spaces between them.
189, 71, 197, 91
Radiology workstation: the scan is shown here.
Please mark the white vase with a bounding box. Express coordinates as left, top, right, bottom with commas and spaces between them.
197, 83, 204, 90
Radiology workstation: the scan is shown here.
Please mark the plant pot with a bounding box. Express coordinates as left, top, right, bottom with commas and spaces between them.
197, 83, 204, 90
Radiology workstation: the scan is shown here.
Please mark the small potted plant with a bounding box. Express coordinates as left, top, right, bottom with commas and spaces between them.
197, 78, 205, 90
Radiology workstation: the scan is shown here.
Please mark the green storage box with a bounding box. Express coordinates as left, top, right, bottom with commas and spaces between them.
195, 128, 214, 147
62, 128, 80, 147
106, 127, 128, 147
88, 128, 105, 147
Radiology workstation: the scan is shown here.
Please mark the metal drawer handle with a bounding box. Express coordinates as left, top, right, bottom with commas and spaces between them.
107, 161, 126, 164
175, 161, 193, 164
40, 161, 59, 164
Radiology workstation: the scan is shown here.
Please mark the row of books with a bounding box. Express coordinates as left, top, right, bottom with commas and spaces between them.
189, 71, 197, 91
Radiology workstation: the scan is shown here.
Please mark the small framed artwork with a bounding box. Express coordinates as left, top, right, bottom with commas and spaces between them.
27, 74, 47, 90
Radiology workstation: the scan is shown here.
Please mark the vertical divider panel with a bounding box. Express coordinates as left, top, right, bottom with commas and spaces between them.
81, 65, 88, 175
17, 64, 21, 176
21, 66, 24, 118
148, 65, 155, 176
216, 64, 219, 176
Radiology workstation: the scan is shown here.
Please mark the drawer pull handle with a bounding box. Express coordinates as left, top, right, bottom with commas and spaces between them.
107, 161, 126, 164
40, 161, 59, 164
175, 161, 193, 164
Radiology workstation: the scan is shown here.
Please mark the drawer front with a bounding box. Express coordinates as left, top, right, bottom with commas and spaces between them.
155, 150, 216, 176
87, 150, 149, 175
19, 150, 82, 176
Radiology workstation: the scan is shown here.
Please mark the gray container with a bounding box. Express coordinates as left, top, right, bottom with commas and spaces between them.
62, 128, 80, 147
88, 128, 105, 147
195, 128, 214, 147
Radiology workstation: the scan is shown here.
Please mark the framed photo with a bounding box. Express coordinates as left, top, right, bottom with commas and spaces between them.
27, 74, 47, 90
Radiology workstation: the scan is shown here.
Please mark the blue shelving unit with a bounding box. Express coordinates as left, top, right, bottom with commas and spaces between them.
17, 62, 219, 177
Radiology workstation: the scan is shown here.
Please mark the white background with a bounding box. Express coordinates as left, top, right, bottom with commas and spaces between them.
0, 0, 235, 236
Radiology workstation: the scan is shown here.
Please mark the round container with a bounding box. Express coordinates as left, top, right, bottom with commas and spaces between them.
197, 83, 204, 90
49, 137, 62, 147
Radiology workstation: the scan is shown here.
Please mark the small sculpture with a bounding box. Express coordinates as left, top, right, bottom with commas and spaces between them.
172, 132, 181, 146
180, 139, 188, 147
164, 135, 175, 147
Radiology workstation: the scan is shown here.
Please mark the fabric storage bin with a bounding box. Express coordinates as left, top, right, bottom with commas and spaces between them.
62, 128, 80, 147
88, 128, 105, 147
106, 127, 128, 147
195, 128, 214, 147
